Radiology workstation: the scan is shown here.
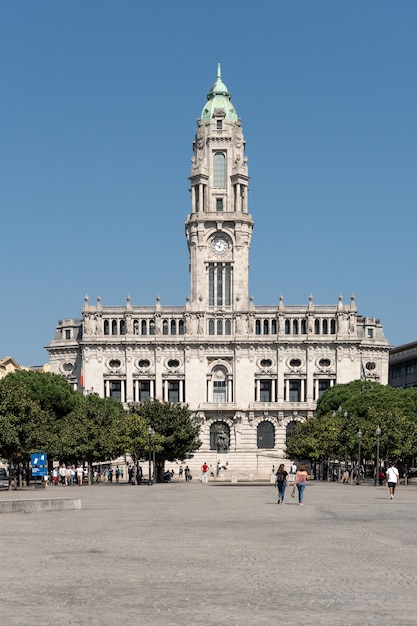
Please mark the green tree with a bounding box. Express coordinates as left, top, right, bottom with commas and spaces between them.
0, 374, 50, 465
288, 382, 417, 468
127, 400, 201, 481
286, 411, 345, 463
0, 370, 81, 463
119, 412, 151, 463
3, 370, 79, 420
317, 380, 417, 423
59, 394, 126, 482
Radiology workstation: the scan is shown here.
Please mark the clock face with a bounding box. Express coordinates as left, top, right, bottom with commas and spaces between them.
211, 237, 229, 255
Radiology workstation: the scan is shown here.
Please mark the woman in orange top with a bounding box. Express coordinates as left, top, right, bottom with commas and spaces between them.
295, 464, 308, 505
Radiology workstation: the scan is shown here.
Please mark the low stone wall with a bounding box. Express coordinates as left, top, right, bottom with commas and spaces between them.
0, 498, 81, 514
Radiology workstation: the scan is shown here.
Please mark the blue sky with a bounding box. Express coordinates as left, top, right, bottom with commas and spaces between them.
1, 1, 417, 366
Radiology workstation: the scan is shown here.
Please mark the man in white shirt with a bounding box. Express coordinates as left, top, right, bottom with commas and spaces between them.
289, 462, 297, 483
386, 462, 400, 499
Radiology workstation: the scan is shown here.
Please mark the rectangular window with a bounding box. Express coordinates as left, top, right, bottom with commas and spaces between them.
367, 328, 374, 338
168, 380, 179, 403
139, 381, 150, 402
260, 380, 272, 402
209, 266, 215, 306
289, 380, 301, 402
213, 380, 227, 403
216, 198, 223, 211
109, 381, 121, 402
65, 330, 71, 340
213, 152, 226, 187
318, 379, 331, 398
217, 267, 223, 305
216, 119, 222, 129
406, 361, 417, 375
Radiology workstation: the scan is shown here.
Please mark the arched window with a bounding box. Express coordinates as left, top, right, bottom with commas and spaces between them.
112, 320, 118, 336
263, 319, 269, 335
225, 319, 231, 335
213, 152, 226, 188
141, 320, 147, 335
330, 319, 336, 334
301, 319, 307, 334
314, 319, 320, 334
293, 320, 299, 335
104, 319, 109, 336
323, 319, 328, 335
120, 319, 126, 335
217, 319, 223, 335
163, 320, 168, 335
209, 319, 215, 335
271, 319, 277, 334
255, 319, 261, 335
210, 421, 230, 451
133, 319, 139, 335
257, 421, 275, 449
285, 319, 291, 335
178, 320, 184, 335
149, 320, 155, 336
286, 420, 298, 444
170, 320, 176, 335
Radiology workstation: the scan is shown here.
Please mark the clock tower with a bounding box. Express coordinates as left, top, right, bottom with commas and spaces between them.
185, 65, 253, 312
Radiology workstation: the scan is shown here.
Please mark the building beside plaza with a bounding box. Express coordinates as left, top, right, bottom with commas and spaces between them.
389, 341, 417, 389
47, 66, 390, 477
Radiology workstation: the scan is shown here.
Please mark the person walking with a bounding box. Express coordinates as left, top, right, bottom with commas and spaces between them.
201, 462, 209, 483
76, 464, 84, 486
289, 461, 297, 484
275, 464, 288, 504
294, 464, 308, 505
386, 462, 400, 499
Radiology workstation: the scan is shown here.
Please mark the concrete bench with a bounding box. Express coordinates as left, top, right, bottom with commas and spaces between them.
0, 498, 81, 514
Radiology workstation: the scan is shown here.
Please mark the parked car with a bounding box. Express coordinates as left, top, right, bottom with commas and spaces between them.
0, 468, 8, 480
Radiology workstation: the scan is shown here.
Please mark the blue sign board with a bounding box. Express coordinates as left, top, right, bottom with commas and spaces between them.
31, 453, 47, 467
31, 467, 48, 477
31, 453, 48, 477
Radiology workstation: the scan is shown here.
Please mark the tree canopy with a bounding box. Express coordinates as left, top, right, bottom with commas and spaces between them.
0, 372, 202, 481
58, 394, 126, 470
0, 370, 79, 463
286, 381, 417, 464
127, 399, 201, 480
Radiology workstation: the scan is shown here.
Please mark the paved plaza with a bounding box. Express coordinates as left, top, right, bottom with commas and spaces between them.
1, 479, 416, 625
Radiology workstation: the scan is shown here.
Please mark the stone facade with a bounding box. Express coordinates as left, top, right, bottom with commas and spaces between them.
47, 66, 390, 478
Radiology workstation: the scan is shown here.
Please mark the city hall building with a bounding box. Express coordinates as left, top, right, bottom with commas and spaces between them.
47, 67, 390, 477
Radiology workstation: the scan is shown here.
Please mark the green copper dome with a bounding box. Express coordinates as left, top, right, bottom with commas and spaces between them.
201, 64, 238, 123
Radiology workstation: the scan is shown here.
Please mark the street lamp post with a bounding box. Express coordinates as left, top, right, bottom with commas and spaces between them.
343, 410, 348, 471
334, 406, 349, 479
357, 429, 362, 485
375, 426, 381, 487
147, 426, 155, 486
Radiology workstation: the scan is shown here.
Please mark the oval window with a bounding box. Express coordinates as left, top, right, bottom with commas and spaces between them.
109, 359, 121, 369
62, 362, 73, 372
289, 358, 302, 368
168, 359, 180, 368
138, 359, 150, 368
260, 358, 272, 368
319, 358, 331, 368
366, 361, 376, 371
